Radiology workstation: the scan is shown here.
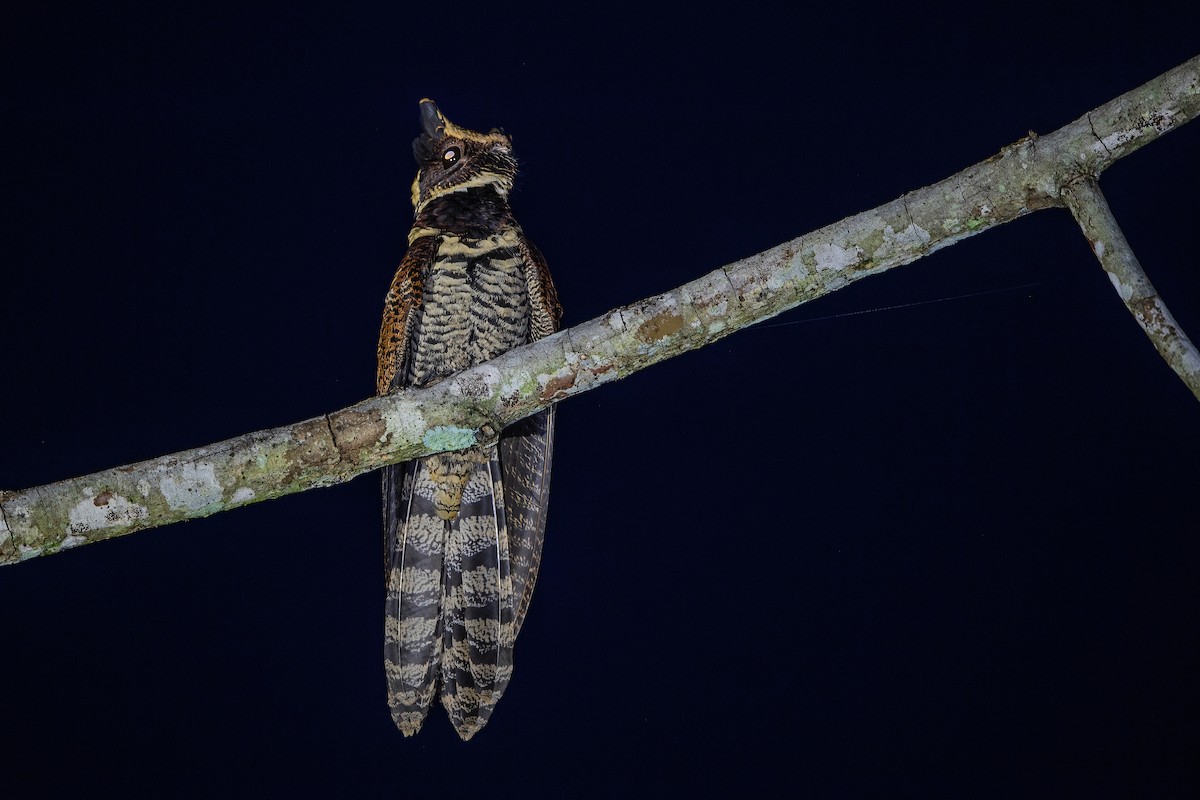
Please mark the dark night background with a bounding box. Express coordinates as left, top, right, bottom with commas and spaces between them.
3, 3, 1198, 796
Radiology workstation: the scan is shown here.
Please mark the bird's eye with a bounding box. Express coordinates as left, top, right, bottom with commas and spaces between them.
442, 146, 461, 167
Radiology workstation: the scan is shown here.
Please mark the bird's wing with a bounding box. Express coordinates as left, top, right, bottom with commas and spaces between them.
376, 233, 435, 396
379, 234, 441, 735
501, 232, 562, 634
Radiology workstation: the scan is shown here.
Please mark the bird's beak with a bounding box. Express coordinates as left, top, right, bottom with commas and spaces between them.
419, 99, 444, 138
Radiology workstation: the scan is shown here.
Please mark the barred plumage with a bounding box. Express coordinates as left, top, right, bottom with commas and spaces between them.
377, 100, 560, 741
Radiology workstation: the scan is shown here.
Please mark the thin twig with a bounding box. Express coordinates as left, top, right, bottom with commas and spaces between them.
1061, 178, 1200, 400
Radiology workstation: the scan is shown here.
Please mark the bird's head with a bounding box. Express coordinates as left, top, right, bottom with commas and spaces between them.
410, 99, 517, 213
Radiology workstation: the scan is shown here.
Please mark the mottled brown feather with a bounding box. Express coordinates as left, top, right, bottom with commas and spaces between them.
376, 234, 436, 396
517, 233, 562, 340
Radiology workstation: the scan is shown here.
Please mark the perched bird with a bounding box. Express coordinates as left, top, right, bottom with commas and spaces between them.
376, 100, 561, 740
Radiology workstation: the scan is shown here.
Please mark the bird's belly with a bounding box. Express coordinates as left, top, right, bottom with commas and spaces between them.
406, 235, 531, 388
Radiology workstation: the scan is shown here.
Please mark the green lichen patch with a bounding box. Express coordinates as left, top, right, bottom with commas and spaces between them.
422, 425, 477, 453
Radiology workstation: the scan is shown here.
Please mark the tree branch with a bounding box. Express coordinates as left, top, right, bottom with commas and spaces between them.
1061, 178, 1200, 400
3, 55, 1197, 566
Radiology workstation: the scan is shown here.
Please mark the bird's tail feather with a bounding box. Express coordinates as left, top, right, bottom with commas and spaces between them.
384, 449, 515, 741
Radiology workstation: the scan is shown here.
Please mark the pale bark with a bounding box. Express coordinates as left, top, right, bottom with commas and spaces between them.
1061, 178, 1200, 400
2, 55, 1197, 566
